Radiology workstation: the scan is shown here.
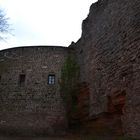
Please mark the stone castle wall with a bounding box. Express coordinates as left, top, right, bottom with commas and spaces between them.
0, 0, 140, 138
74, 0, 140, 137
0, 46, 68, 135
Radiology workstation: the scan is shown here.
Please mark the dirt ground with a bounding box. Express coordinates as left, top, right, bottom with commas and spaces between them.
0, 136, 69, 140
0, 135, 138, 140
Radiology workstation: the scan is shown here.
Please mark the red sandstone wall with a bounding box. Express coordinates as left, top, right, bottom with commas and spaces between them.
75, 0, 140, 137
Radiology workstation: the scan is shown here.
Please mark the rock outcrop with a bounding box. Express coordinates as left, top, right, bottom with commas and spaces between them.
74, 0, 140, 137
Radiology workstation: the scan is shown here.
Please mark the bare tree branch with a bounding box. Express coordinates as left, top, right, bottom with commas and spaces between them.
0, 9, 10, 40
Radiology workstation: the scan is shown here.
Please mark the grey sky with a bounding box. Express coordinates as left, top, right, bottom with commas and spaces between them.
0, 0, 97, 50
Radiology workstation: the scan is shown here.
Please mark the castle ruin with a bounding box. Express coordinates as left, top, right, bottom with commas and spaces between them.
0, 0, 140, 138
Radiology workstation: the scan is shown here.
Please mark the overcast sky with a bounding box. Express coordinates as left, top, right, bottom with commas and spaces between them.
0, 0, 97, 50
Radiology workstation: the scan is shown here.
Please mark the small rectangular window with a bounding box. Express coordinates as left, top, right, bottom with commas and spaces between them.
19, 74, 26, 86
48, 74, 55, 85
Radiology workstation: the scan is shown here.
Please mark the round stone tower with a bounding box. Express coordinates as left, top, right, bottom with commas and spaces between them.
0, 46, 68, 135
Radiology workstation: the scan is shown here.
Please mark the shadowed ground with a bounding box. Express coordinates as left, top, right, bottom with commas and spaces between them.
0, 136, 138, 140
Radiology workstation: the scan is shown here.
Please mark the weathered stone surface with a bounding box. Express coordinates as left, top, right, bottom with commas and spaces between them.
75, 0, 140, 137
0, 46, 68, 135
0, 0, 140, 138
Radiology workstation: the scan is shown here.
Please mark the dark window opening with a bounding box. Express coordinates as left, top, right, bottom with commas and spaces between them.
19, 74, 26, 86
48, 74, 55, 85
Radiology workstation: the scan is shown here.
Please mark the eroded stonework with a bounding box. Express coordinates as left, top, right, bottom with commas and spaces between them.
0, 0, 140, 138
0, 46, 68, 135
74, 0, 140, 137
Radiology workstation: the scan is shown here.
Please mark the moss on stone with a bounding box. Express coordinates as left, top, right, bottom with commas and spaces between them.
60, 53, 80, 119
